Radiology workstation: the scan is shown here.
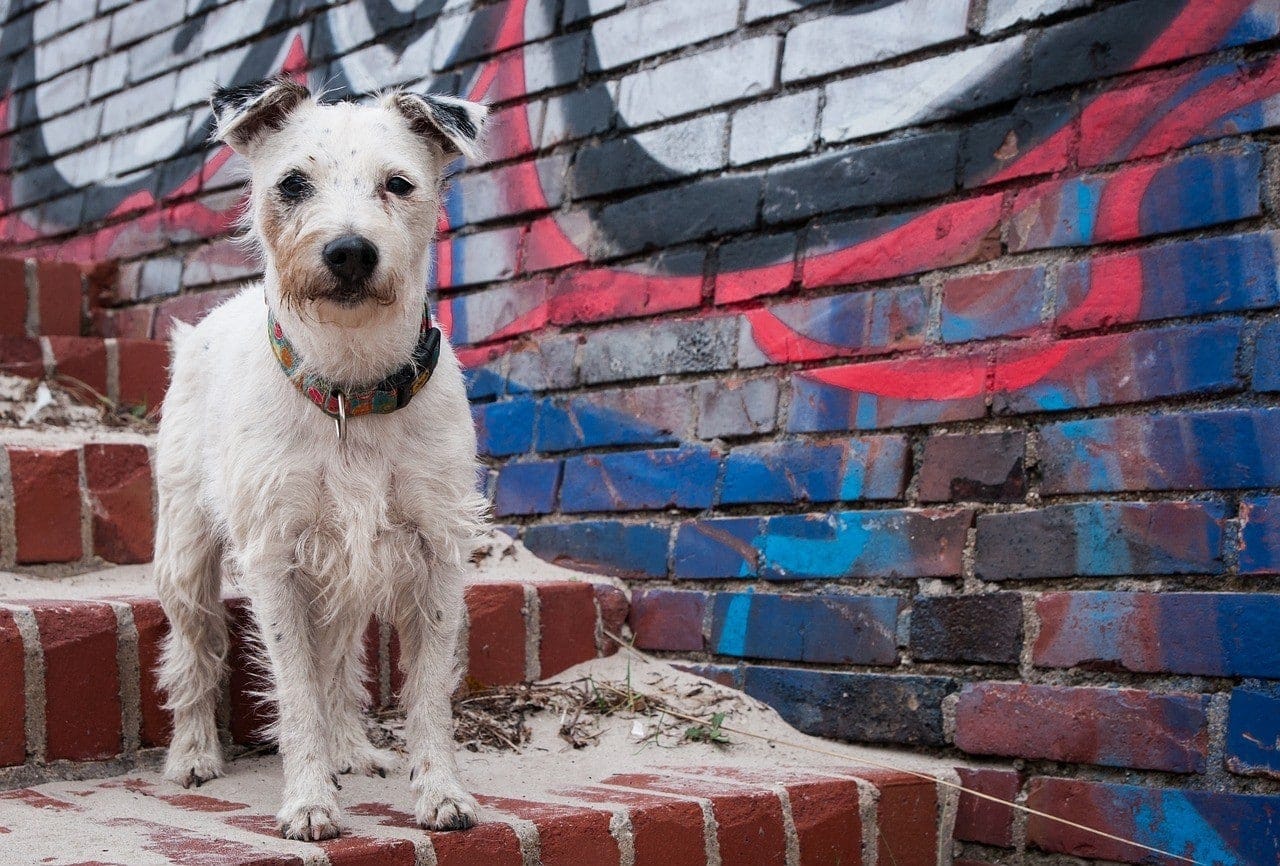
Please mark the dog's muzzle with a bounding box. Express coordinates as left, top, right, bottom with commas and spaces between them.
322, 234, 379, 294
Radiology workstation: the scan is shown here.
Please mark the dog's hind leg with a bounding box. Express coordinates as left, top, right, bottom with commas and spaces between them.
395, 567, 478, 831
323, 614, 398, 778
156, 493, 226, 789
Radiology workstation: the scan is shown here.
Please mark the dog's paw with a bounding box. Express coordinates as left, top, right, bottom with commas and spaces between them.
335, 744, 399, 778
277, 800, 343, 841
414, 775, 479, 832
163, 748, 224, 789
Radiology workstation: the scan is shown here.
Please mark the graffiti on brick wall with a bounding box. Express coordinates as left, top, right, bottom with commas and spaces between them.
2, 0, 1280, 579
0, 4, 1275, 305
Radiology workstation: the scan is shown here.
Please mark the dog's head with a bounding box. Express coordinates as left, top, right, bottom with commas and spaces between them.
211, 77, 485, 317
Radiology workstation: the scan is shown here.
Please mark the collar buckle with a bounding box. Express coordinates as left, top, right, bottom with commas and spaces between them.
333, 391, 348, 442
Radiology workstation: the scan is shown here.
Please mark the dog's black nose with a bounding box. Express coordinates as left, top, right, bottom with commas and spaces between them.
322, 235, 379, 284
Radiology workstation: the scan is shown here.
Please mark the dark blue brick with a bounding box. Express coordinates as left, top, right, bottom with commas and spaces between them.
940, 266, 1045, 343
1009, 147, 1262, 251
760, 509, 971, 580
1026, 778, 1280, 866
994, 322, 1243, 415
560, 447, 720, 512
1254, 320, 1280, 393
472, 397, 537, 457
1056, 232, 1280, 331
1241, 495, 1280, 574
672, 517, 764, 579
1227, 683, 1280, 779
710, 591, 899, 665
534, 390, 687, 452
719, 436, 907, 506
1040, 409, 1280, 494
911, 594, 1023, 664
744, 665, 955, 747
1036, 592, 1280, 679
523, 520, 669, 578
464, 366, 505, 401
976, 502, 1225, 580
493, 460, 562, 517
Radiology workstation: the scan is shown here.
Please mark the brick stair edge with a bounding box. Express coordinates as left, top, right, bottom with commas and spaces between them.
0, 256, 169, 410
0, 580, 627, 782
0, 442, 156, 568
308, 764, 954, 866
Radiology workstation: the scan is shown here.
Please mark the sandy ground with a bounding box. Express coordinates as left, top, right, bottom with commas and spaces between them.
0, 372, 153, 442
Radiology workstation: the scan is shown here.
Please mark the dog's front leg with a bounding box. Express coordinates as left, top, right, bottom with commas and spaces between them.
396, 574, 478, 831
250, 576, 343, 841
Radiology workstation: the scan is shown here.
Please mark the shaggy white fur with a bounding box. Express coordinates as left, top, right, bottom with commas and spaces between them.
154, 78, 489, 841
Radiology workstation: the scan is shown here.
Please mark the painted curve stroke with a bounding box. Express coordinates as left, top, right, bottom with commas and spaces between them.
0, 0, 1276, 413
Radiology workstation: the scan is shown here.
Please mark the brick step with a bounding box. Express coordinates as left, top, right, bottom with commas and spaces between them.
0, 436, 156, 568
0, 653, 955, 865
0, 256, 171, 411
0, 334, 169, 411
0, 567, 626, 784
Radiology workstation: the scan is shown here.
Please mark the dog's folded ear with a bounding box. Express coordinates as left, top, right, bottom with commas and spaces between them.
383, 92, 488, 163
211, 77, 310, 154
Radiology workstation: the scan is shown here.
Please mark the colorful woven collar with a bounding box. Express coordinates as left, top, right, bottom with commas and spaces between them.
267, 304, 441, 439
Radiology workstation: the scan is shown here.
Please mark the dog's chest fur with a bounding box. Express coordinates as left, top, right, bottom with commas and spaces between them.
165, 287, 480, 612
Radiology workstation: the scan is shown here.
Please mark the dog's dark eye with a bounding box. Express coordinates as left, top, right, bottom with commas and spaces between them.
385, 175, 414, 196
277, 171, 311, 200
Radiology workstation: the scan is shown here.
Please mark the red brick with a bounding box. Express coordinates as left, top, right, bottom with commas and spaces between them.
46, 336, 107, 395
226, 598, 272, 745
0, 608, 25, 765
8, 447, 82, 565
116, 338, 170, 411
629, 590, 706, 652
918, 431, 1026, 503
321, 836, 415, 866
0, 259, 26, 336
604, 774, 786, 865
102, 305, 155, 339
83, 443, 154, 564
0, 335, 43, 378
30, 601, 121, 760
153, 288, 235, 341
479, 795, 619, 866
954, 682, 1209, 773
675, 767, 864, 865
593, 583, 628, 655
863, 770, 937, 866
464, 582, 527, 687
537, 582, 597, 678
786, 777, 861, 866
431, 821, 524, 865
954, 768, 1019, 848
35, 261, 83, 336
559, 785, 706, 866
127, 597, 171, 748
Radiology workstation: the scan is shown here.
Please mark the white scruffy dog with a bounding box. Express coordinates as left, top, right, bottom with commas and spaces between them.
154, 77, 488, 840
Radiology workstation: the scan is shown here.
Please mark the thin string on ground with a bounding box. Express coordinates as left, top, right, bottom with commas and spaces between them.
597, 631, 1205, 866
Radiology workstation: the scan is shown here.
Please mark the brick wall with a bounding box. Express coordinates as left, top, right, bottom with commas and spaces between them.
3, 0, 1280, 862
